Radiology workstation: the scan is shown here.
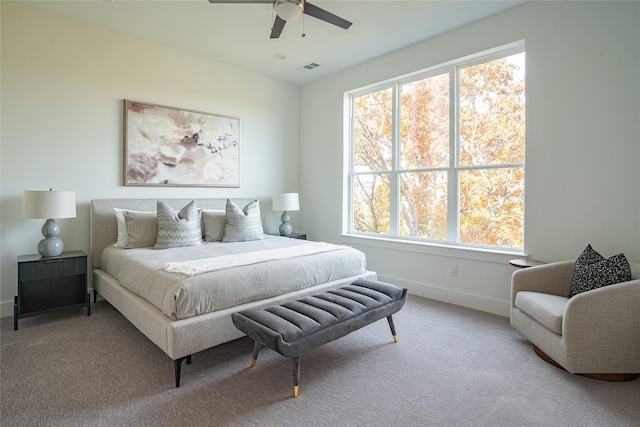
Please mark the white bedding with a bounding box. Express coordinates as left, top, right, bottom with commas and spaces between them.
99, 236, 367, 320
164, 241, 349, 276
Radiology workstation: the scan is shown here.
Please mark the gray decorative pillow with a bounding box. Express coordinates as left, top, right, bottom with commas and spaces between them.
114, 208, 154, 247
222, 199, 264, 243
123, 211, 158, 249
569, 244, 632, 297
201, 209, 226, 242
154, 201, 202, 249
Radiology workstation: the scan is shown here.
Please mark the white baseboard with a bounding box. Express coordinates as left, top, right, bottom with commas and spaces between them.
0, 300, 14, 318
376, 274, 510, 317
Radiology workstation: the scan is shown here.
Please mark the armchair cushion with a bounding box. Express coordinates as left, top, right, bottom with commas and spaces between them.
515, 292, 567, 334
570, 244, 632, 297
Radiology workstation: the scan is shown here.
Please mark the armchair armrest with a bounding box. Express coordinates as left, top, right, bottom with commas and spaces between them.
511, 260, 575, 308
563, 279, 640, 372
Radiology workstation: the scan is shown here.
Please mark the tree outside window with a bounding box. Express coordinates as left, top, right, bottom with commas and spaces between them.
349, 47, 525, 250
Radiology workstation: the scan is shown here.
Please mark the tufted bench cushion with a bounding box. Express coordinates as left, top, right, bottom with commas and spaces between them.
231, 278, 407, 397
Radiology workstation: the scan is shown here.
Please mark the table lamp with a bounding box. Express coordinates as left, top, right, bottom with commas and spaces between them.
272, 193, 299, 236
24, 189, 76, 257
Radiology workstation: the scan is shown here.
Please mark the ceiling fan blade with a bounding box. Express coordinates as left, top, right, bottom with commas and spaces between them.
207, 0, 271, 3
270, 15, 286, 39
303, 2, 352, 30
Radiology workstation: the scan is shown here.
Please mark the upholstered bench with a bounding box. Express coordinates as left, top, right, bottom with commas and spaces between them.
231, 278, 407, 397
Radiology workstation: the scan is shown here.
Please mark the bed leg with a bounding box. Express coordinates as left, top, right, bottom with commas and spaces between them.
174, 356, 190, 388
93, 289, 97, 303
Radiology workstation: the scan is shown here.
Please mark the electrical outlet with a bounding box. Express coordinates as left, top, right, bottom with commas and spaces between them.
450, 264, 458, 277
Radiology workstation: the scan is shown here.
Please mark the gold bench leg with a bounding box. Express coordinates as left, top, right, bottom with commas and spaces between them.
251, 340, 261, 368
292, 356, 301, 398
387, 315, 399, 342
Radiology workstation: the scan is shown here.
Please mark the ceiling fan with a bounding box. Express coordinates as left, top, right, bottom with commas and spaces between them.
208, 0, 353, 39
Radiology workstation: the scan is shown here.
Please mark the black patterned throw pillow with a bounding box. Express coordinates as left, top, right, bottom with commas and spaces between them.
569, 244, 632, 297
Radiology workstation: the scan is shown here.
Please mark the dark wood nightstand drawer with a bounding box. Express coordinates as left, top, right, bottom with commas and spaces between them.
18, 256, 86, 281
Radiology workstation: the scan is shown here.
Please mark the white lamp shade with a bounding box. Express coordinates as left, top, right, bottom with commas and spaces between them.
273, 193, 300, 212
274, 0, 303, 21
24, 190, 76, 219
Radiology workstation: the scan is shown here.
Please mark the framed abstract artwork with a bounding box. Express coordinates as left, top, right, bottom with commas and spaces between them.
123, 100, 240, 187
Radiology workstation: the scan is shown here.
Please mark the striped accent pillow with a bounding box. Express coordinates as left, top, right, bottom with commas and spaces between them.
154, 201, 202, 249
222, 199, 264, 243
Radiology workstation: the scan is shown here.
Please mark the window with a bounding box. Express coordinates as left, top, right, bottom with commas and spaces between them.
348, 45, 525, 250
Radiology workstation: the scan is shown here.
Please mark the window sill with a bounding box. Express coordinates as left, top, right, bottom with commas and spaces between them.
338, 233, 525, 265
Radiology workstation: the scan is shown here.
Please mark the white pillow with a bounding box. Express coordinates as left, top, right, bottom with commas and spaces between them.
113, 208, 154, 247
154, 201, 202, 249
201, 209, 226, 242
222, 199, 264, 243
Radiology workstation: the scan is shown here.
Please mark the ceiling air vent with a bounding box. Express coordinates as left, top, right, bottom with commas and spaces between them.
296, 62, 320, 72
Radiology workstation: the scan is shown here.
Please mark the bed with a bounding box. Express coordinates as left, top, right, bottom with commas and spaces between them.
90, 198, 375, 386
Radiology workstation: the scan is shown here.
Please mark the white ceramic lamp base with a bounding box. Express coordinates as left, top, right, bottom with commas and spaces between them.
38, 219, 64, 257
279, 211, 293, 236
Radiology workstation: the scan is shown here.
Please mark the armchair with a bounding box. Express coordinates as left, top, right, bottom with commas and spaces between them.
510, 260, 640, 381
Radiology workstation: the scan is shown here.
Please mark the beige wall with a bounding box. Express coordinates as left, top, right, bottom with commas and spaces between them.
299, 1, 640, 315
0, 3, 300, 315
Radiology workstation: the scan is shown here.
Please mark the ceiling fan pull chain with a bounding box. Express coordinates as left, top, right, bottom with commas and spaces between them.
301, 14, 306, 38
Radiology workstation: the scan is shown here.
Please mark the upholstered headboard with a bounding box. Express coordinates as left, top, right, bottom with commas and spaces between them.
89, 198, 255, 270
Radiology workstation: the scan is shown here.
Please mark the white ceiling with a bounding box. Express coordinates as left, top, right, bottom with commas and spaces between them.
22, 0, 527, 85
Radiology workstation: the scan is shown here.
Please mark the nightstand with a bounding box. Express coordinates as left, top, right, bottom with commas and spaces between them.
285, 233, 307, 240
14, 250, 90, 330
271, 233, 307, 240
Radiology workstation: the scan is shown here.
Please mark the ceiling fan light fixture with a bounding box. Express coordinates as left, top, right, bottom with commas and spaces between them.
274, 0, 303, 22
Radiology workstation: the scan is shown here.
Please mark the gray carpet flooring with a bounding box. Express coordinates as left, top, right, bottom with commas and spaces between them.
2, 295, 639, 426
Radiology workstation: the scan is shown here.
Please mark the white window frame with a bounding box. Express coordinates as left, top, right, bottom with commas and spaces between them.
344, 41, 525, 254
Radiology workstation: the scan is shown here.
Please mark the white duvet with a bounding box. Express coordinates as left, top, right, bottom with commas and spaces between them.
99, 236, 367, 320
164, 242, 349, 276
